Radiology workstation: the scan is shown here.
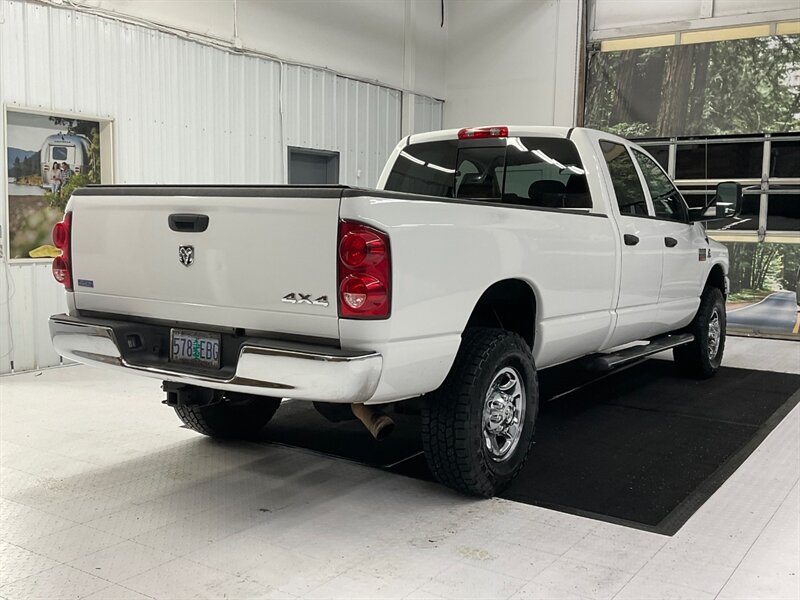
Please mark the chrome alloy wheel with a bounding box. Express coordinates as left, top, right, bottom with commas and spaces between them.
482, 366, 526, 462
708, 308, 721, 359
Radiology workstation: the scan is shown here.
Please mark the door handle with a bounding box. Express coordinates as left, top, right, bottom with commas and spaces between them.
664, 237, 678, 248
168, 214, 209, 233
623, 234, 639, 246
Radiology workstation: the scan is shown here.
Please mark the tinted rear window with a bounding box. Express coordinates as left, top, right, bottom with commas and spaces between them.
385, 141, 459, 197
384, 137, 591, 210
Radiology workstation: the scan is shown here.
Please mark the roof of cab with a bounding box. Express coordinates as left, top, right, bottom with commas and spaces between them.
408, 126, 576, 145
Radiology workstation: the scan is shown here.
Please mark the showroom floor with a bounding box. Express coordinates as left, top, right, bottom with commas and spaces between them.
0, 337, 798, 600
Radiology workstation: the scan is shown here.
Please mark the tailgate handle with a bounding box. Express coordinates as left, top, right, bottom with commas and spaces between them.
169, 214, 209, 233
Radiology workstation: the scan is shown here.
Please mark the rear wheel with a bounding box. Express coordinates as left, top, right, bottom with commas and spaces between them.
421, 328, 538, 497
174, 392, 281, 439
673, 286, 726, 378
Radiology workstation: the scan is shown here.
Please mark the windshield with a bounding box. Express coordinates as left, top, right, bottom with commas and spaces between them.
385, 137, 590, 210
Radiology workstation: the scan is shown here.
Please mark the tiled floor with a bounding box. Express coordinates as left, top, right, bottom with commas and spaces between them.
0, 336, 798, 600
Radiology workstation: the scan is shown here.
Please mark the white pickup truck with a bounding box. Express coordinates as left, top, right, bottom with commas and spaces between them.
49, 126, 742, 497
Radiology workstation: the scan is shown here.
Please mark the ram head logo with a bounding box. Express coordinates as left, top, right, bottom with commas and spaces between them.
178, 245, 194, 267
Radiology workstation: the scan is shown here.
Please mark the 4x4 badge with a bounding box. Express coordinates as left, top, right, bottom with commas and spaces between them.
282, 293, 329, 307
178, 245, 194, 267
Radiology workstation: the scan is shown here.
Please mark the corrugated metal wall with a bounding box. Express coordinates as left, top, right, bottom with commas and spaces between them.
0, 0, 443, 374
413, 94, 445, 136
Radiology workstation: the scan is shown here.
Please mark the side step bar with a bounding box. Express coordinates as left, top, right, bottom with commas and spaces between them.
584, 333, 695, 372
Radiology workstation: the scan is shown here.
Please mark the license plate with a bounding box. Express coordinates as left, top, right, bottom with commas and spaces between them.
170, 329, 221, 369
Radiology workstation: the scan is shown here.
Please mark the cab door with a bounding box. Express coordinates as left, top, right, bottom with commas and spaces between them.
631, 148, 705, 331
597, 140, 665, 347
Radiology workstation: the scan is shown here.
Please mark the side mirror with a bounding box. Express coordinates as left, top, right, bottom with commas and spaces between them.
713, 181, 743, 218
690, 181, 743, 222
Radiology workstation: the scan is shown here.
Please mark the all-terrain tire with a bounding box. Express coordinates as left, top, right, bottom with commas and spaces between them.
673, 286, 726, 378
421, 328, 539, 497
174, 393, 282, 439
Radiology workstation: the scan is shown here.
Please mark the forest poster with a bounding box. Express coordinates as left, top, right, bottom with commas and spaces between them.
585, 34, 800, 336
585, 34, 800, 138
723, 242, 799, 336
5, 111, 101, 260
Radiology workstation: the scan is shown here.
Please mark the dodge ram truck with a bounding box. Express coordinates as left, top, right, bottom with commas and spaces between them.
48, 126, 742, 497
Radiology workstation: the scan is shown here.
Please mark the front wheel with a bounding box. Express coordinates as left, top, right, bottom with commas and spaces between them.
673, 286, 726, 378
421, 328, 539, 497
174, 392, 282, 439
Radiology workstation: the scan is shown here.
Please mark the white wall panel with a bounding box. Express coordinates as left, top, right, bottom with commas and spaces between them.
0, 0, 441, 374
713, 0, 799, 17
443, 0, 581, 129
77, 0, 448, 99
592, 0, 800, 38
594, 0, 705, 30
413, 94, 444, 134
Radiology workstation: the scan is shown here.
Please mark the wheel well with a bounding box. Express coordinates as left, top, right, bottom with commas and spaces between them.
706, 264, 726, 296
465, 279, 536, 348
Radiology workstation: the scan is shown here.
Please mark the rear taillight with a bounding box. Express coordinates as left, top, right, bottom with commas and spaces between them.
458, 126, 509, 140
337, 221, 391, 319
51, 212, 73, 290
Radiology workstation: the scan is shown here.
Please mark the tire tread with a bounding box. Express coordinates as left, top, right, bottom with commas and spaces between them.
174, 395, 281, 439
421, 328, 538, 497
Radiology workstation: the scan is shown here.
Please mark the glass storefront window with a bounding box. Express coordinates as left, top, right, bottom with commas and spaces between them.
770, 140, 800, 178
643, 145, 669, 171
675, 141, 763, 180
766, 190, 800, 231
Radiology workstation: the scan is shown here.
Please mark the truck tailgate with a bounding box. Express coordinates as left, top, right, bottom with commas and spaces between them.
69, 187, 341, 339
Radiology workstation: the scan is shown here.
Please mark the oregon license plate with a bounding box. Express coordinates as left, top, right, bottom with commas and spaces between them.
170, 329, 221, 369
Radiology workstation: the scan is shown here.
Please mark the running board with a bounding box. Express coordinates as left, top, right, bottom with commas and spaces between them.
584, 333, 695, 372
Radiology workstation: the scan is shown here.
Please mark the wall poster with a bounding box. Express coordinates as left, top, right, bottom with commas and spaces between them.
585, 33, 800, 338
5, 110, 106, 260
585, 34, 800, 138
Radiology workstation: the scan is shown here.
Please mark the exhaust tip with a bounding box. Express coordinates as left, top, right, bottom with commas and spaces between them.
373, 415, 395, 441
351, 403, 395, 441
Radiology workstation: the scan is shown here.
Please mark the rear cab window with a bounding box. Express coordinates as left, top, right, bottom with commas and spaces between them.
384, 137, 593, 212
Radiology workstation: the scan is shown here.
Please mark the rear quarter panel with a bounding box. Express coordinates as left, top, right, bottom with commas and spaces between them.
340, 194, 618, 402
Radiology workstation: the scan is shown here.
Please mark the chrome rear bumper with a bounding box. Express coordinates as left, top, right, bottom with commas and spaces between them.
49, 314, 382, 403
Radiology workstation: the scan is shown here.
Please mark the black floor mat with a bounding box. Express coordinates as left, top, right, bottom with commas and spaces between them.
262, 360, 800, 534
